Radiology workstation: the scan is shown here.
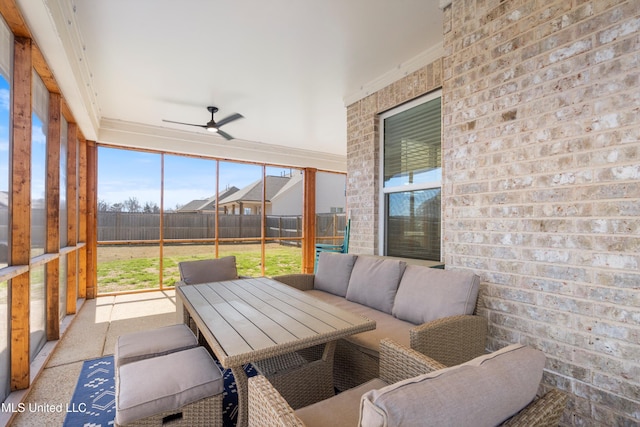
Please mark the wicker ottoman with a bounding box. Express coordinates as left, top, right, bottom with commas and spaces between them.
115, 346, 224, 426
115, 324, 198, 367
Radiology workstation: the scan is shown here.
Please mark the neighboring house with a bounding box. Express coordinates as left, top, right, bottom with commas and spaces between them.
176, 186, 239, 213
270, 173, 348, 243
218, 175, 290, 215
181, 171, 347, 216
269, 173, 303, 216
315, 172, 346, 215
269, 171, 346, 215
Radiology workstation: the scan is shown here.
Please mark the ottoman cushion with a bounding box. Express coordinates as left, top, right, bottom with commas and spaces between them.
115, 324, 198, 367
116, 346, 223, 425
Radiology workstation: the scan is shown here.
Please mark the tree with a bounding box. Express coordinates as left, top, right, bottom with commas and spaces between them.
110, 202, 124, 212
143, 202, 160, 213
98, 199, 110, 212
123, 197, 141, 213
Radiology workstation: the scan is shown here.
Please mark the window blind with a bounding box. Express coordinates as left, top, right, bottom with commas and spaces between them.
383, 96, 441, 187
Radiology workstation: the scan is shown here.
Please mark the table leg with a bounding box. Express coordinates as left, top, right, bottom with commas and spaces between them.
232, 365, 249, 427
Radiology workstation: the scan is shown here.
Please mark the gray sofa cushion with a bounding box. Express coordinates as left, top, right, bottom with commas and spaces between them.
346, 256, 406, 314
359, 344, 545, 427
314, 252, 358, 297
178, 256, 238, 285
295, 378, 386, 427
116, 346, 223, 425
115, 324, 198, 367
392, 266, 480, 324
307, 290, 414, 354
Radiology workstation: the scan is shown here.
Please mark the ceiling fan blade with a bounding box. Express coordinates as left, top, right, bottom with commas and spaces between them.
162, 119, 207, 128
216, 129, 234, 140
215, 113, 244, 128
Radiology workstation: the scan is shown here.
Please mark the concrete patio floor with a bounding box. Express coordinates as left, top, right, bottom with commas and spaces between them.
8, 290, 178, 427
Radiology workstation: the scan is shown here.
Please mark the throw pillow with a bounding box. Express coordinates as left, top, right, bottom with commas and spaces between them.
314, 252, 358, 297
392, 265, 480, 324
345, 256, 406, 314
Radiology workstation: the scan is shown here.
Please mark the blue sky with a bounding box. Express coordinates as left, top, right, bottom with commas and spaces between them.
0, 77, 47, 202
98, 146, 293, 210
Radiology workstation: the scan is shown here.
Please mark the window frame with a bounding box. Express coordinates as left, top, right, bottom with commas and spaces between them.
378, 90, 443, 259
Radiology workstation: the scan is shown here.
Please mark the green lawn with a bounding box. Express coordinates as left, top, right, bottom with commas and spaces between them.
97, 243, 302, 293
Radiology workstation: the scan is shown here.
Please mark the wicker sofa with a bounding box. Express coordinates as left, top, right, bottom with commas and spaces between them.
248, 338, 568, 427
273, 252, 488, 391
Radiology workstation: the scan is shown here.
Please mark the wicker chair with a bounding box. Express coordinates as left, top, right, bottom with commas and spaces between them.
176, 256, 239, 332
248, 339, 568, 427
252, 345, 335, 410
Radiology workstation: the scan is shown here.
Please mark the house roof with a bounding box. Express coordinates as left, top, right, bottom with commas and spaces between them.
177, 186, 240, 211
178, 199, 210, 211
219, 176, 292, 205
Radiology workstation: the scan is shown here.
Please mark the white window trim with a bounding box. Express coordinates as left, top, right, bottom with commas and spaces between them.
377, 89, 443, 257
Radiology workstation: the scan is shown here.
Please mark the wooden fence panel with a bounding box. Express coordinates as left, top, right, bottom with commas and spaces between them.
98, 212, 344, 243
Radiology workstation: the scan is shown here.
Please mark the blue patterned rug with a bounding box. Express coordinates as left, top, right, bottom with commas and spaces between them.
63, 355, 257, 427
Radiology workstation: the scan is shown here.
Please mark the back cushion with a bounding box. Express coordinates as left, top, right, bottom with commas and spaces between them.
178, 256, 238, 285
359, 344, 545, 427
392, 266, 480, 324
345, 257, 406, 314
314, 253, 358, 297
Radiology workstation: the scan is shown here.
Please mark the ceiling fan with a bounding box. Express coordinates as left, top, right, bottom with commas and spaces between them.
162, 106, 244, 140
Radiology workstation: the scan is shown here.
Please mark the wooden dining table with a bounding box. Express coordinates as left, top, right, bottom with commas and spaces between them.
177, 276, 376, 427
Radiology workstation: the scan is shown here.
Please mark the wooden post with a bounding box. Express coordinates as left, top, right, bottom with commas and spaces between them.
159, 154, 164, 288
10, 35, 32, 391
45, 92, 61, 340
261, 165, 266, 276
66, 123, 78, 313
77, 138, 87, 298
214, 161, 219, 258
85, 141, 97, 298
302, 168, 316, 274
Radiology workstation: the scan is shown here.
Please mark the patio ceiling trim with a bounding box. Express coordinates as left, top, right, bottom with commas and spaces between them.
98, 118, 347, 172
343, 42, 444, 107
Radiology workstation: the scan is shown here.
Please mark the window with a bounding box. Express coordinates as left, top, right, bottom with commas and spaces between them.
97, 147, 161, 293
31, 71, 48, 258
59, 117, 68, 319
97, 149, 315, 290
30, 71, 48, 360
380, 91, 442, 261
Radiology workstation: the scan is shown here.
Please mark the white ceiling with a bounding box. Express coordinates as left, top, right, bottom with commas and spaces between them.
18, 0, 444, 171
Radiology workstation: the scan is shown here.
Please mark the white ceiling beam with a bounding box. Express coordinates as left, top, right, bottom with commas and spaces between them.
98, 119, 347, 172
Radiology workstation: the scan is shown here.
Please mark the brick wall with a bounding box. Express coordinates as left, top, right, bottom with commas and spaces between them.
346, 0, 639, 424
346, 61, 443, 254
442, 0, 639, 425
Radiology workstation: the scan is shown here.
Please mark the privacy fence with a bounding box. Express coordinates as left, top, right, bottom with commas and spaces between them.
98, 212, 347, 245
